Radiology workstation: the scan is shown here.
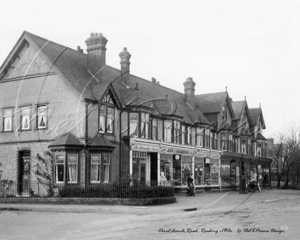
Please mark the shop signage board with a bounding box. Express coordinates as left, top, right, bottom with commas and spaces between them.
131, 143, 222, 159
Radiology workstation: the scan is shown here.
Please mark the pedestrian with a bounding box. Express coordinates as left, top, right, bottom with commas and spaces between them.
187, 173, 195, 196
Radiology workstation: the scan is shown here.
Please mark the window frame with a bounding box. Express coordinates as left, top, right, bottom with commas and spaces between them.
99, 105, 115, 134
20, 106, 31, 131
3, 107, 13, 132
36, 105, 48, 130
89, 152, 111, 184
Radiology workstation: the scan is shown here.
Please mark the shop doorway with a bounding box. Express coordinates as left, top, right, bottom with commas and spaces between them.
204, 163, 211, 191
18, 151, 31, 196
150, 153, 157, 186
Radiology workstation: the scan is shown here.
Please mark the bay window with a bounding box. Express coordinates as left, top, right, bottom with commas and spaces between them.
90, 153, 111, 183
3, 108, 13, 132
164, 120, 172, 142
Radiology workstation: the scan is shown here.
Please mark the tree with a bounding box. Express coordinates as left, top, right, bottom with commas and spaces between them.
32, 151, 53, 196
269, 124, 300, 188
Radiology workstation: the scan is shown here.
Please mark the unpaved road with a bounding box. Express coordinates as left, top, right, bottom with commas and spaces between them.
0, 190, 299, 240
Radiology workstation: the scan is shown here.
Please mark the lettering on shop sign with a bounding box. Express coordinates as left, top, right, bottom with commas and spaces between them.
132, 144, 159, 151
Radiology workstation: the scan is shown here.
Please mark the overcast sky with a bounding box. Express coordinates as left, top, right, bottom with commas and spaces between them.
1, 0, 300, 139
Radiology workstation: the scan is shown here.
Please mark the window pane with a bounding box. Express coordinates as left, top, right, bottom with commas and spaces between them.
68, 154, 78, 183
152, 119, 157, 140
164, 120, 172, 142
37, 106, 47, 129
130, 113, 139, 137
99, 115, 105, 133
91, 154, 101, 183
55, 154, 65, 183
104, 155, 110, 183
157, 120, 163, 140
3, 108, 13, 131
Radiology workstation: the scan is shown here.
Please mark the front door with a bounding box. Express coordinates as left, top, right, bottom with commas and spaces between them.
18, 151, 31, 196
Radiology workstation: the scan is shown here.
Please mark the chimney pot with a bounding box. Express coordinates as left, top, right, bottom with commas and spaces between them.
119, 47, 131, 86
157, 81, 160, 85
183, 77, 196, 108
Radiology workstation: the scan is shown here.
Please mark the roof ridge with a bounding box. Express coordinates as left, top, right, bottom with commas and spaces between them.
195, 91, 227, 97
24, 31, 85, 55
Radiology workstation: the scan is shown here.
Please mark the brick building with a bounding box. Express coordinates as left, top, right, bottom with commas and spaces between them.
0, 31, 271, 196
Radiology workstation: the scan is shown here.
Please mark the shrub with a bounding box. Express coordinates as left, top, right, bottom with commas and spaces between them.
58, 184, 174, 198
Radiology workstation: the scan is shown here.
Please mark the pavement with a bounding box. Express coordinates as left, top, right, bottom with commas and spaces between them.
0, 188, 299, 215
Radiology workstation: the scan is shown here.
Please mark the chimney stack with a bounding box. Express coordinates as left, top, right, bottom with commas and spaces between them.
85, 33, 108, 74
151, 77, 156, 84
183, 77, 196, 108
119, 47, 131, 86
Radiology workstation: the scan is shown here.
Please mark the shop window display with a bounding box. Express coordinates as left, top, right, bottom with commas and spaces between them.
220, 161, 230, 186
194, 157, 204, 185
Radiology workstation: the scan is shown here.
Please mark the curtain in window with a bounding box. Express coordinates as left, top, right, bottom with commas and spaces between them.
21, 107, 30, 130
4, 109, 12, 131
140, 113, 149, 138
107, 108, 114, 133
68, 155, 78, 183
37, 106, 47, 129
91, 154, 101, 182
103, 155, 110, 183
130, 113, 139, 136
99, 106, 106, 133
152, 119, 157, 140
164, 120, 172, 142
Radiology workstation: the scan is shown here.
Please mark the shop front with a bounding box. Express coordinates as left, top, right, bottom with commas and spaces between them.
130, 139, 222, 192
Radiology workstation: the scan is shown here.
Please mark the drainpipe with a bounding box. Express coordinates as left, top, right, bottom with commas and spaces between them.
85, 100, 89, 189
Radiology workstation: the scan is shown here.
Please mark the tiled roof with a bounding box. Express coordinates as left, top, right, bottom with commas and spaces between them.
49, 132, 83, 147
195, 92, 228, 114
87, 134, 115, 147
231, 101, 245, 119
25, 31, 96, 100
256, 132, 267, 141
249, 108, 265, 128
1, 31, 213, 126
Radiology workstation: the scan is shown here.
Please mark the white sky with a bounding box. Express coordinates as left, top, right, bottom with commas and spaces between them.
1, 0, 300, 139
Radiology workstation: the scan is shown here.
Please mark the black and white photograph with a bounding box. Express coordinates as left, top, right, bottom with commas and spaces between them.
0, 0, 299, 239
